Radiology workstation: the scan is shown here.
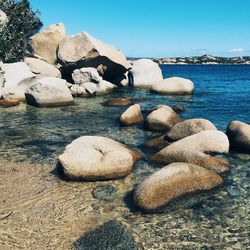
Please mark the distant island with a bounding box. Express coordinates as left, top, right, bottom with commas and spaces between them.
128, 55, 250, 65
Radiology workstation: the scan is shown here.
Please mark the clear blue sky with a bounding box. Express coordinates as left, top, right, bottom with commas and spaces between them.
30, 0, 250, 58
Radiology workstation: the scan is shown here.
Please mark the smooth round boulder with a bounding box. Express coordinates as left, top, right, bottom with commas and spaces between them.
120, 104, 143, 126
226, 121, 250, 153
25, 77, 74, 107
151, 77, 194, 95
58, 136, 143, 180
129, 59, 163, 87
150, 130, 230, 174
145, 105, 181, 131
165, 118, 217, 142
24, 57, 61, 78
133, 162, 223, 212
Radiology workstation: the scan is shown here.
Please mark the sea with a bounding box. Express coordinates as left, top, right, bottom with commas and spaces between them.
0, 65, 249, 249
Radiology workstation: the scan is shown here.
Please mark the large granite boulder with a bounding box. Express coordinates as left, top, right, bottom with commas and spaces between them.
57, 32, 130, 82
226, 121, 250, 153
58, 136, 142, 180
143, 118, 217, 150
120, 104, 143, 126
25, 77, 74, 107
0, 10, 8, 27
150, 130, 230, 174
129, 59, 163, 87
0, 62, 36, 100
29, 23, 66, 64
151, 77, 194, 95
74, 220, 137, 250
145, 105, 181, 131
24, 57, 61, 78
133, 162, 223, 212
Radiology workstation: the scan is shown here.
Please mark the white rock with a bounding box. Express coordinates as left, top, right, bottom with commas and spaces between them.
129, 59, 163, 87
120, 104, 143, 126
72, 67, 102, 84
25, 77, 74, 107
151, 77, 194, 95
58, 136, 142, 180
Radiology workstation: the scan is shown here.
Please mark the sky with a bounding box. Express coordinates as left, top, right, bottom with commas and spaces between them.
29, 0, 250, 58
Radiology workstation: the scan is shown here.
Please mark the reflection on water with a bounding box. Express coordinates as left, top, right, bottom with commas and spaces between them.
0, 65, 250, 249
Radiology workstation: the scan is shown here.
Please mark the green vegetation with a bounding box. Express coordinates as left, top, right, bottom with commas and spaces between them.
0, 0, 42, 62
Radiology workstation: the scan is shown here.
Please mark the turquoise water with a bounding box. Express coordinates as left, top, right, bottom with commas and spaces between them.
0, 65, 249, 249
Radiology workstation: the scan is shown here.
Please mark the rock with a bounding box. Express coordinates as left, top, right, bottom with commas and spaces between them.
58, 136, 142, 180
57, 32, 130, 82
151, 77, 194, 95
150, 130, 229, 174
145, 105, 181, 131
165, 118, 217, 142
120, 104, 143, 126
226, 121, 250, 153
25, 77, 74, 107
172, 104, 185, 114
24, 57, 61, 78
69, 80, 116, 97
0, 10, 8, 27
142, 135, 170, 151
0, 98, 20, 107
112, 72, 129, 86
102, 98, 145, 107
0, 62, 36, 100
92, 185, 118, 202
129, 59, 163, 87
72, 67, 102, 84
29, 23, 66, 64
74, 220, 137, 250
133, 162, 223, 212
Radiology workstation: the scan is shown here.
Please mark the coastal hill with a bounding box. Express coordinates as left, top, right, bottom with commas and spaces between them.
128, 55, 250, 65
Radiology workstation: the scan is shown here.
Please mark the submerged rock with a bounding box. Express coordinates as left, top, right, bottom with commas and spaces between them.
142, 135, 170, 151
226, 121, 250, 153
0, 98, 20, 107
120, 104, 143, 126
25, 77, 74, 107
74, 220, 137, 250
29, 23, 66, 64
150, 130, 230, 174
103, 98, 145, 107
172, 104, 185, 114
24, 57, 61, 78
145, 105, 181, 131
129, 59, 163, 87
0, 62, 36, 100
133, 162, 223, 212
57, 32, 130, 82
151, 77, 194, 95
58, 136, 142, 180
92, 185, 117, 202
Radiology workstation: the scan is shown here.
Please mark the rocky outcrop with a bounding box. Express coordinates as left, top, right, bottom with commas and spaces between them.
29, 23, 66, 64
58, 136, 142, 180
145, 105, 181, 131
150, 130, 229, 174
69, 67, 116, 97
120, 104, 143, 126
57, 32, 130, 82
129, 59, 163, 87
226, 121, 250, 153
74, 220, 137, 250
0, 62, 36, 100
133, 162, 223, 212
151, 77, 194, 95
25, 77, 74, 107
24, 57, 61, 78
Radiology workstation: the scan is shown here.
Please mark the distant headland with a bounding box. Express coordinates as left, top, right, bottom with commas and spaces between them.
128, 55, 250, 65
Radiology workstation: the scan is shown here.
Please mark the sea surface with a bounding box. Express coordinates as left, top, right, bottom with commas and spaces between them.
0, 65, 249, 249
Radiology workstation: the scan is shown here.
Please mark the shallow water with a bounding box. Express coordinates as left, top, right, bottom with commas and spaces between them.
0, 65, 249, 249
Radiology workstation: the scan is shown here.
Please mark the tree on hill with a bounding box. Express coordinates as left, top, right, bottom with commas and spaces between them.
0, 0, 42, 62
